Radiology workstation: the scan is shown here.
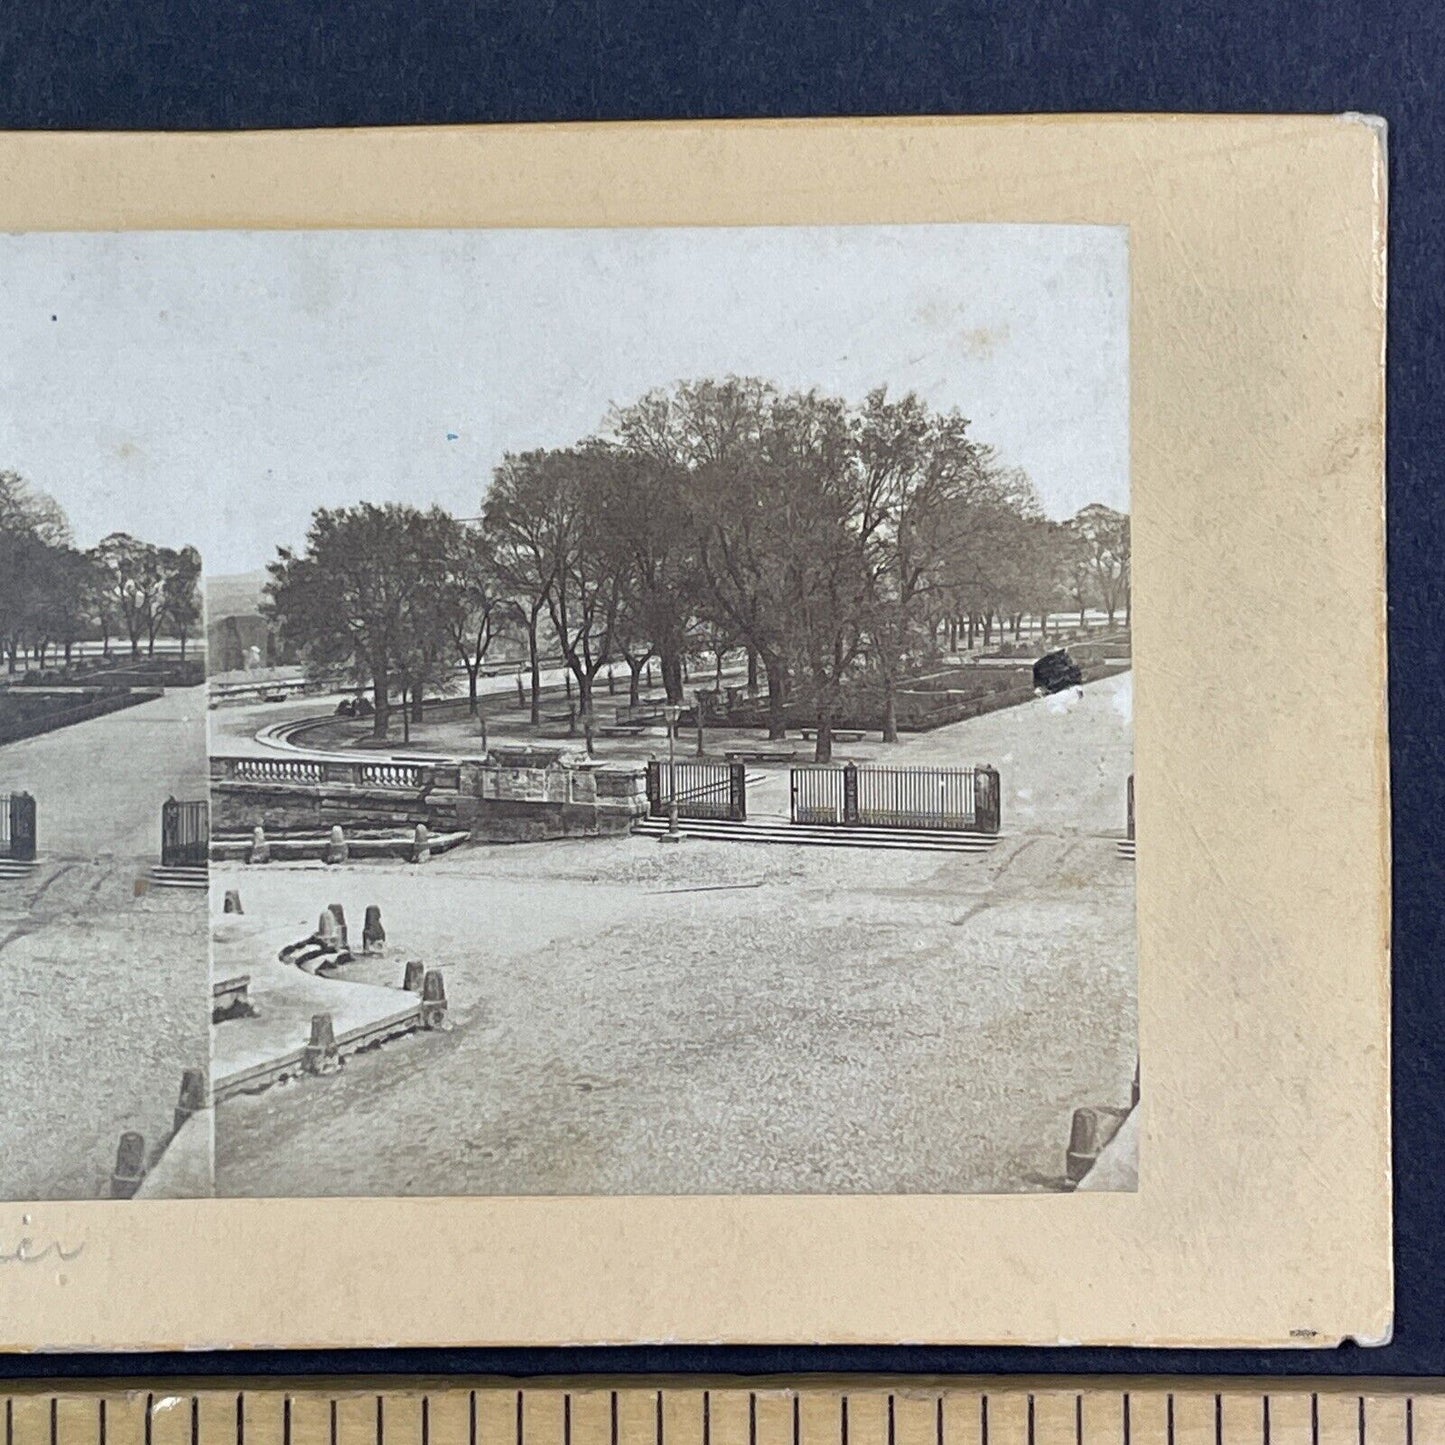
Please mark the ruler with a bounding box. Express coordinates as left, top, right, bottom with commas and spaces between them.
0, 1384, 1436, 1445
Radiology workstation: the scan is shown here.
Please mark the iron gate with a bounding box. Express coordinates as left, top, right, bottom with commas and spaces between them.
791, 764, 1000, 833
646, 761, 746, 821
0, 792, 37, 861
161, 797, 210, 868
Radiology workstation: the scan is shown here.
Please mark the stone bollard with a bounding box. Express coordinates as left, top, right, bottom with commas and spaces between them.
315, 908, 339, 949
363, 904, 386, 954
327, 902, 349, 950
303, 1012, 339, 1074
403, 960, 425, 992
248, 824, 270, 864
411, 822, 431, 865
173, 1067, 209, 1134
1065, 1105, 1131, 1188
420, 969, 448, 1028
223, 889, 243, 915
325, 824, 348, 865
110, 1131, 147, 1199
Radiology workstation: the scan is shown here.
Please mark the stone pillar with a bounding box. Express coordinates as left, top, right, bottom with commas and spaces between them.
412, 822, 431, 865
327, 902, 349, 951
303, 1013, 339, 1074
223, 889, 243, 915
174, 1067, 209, 1134
420, 969, 448, 1028
363, 904, 386, 954
110, 1131, 147, 1199
315, 908, 339, 949
248, 824, 270, 864
403, 960, 425, 992
325, 825, 348, 864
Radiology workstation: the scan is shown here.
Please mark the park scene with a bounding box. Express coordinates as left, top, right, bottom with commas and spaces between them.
0, 468, 210, 1201
1, 221, 1134, 1199
209, 370, 1136, 1197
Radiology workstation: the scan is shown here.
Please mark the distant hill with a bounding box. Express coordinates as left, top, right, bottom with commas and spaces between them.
204, 570, 268, 621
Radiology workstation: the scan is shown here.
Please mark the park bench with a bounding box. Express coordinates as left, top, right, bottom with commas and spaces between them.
596, 723, 648, 738
726, 748, 797, 764
800, 728, 866, 743
212, 975, 257, 1022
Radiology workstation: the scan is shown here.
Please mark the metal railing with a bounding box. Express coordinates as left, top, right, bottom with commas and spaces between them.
790, 763, 1000, 833
645, 761, 746, 821
0, 792, 37, 861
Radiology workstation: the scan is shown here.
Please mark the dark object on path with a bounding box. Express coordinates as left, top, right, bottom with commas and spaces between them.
1033, 648, 1083, 694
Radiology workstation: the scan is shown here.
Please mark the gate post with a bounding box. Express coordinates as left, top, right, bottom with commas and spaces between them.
1127, 773, 1135, 841
728, 761, 747, 822
10, 791, 36, 861
974, 765, 1001, 834
842, 762, 860, 825
160, 796, 178, 867
645, 760, 661, 818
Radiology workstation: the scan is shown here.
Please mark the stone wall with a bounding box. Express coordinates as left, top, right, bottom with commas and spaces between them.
210, 755, 649, 843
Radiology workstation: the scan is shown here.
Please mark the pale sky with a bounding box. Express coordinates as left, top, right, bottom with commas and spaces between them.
0, 224, 1128, 576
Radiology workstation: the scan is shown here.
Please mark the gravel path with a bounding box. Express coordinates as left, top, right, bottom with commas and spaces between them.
213, 674, 1135, 1197
0, 687, 211, 1199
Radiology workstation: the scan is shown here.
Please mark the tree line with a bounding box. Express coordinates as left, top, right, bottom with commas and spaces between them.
266, 377, 1130, 758
0, 470, 204, 672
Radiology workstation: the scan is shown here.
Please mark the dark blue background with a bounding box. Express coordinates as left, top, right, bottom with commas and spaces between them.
0, 0, 1438, 1382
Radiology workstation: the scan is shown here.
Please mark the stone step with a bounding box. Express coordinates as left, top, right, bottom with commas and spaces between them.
148, 864, 210, 889
632, 816, 1000, 853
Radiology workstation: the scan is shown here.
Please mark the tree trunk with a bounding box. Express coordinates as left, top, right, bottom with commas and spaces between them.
628, 658, 643, 707
411, 688, 424, 723
372, 673, 390, 739
813, 699, 834, 764
657, 649, 681, 704
746, 647, 759, 695
574, 672, 592, 747
765, 656, 787, 740
881, 676, 899, 744
527, 616, 541, 725
179, 632, 188, 661
579, 675, 595, 756
402, 687, 412, 744
467, 663, 479, 715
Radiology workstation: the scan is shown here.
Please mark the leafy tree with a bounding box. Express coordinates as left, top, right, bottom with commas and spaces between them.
1068, 503, 1131, 627
265, 503, 445, 740
163, 546, 204, 661
95, 533, 168, 659
431, 515, 501, 715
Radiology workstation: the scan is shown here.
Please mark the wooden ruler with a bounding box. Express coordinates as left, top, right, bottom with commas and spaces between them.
0, 1383, 1437, 1445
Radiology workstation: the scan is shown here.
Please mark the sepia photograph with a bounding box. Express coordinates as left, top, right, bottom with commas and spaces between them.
1, 221, 1133, 1201
0, 423, 211, 1198
201, 223, 1135, 1197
